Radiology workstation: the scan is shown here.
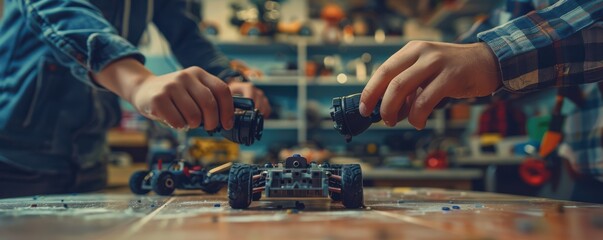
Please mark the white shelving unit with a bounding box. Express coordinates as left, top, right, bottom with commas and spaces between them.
319, 119, 439, 130
252, 76, 299, 86
263, 120, 299, 130
217, 37, 448, 144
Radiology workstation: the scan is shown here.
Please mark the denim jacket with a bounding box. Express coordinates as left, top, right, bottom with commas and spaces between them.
0, 0, 235, 174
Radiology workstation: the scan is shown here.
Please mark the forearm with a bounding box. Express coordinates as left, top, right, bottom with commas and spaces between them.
92, 58, 153, 103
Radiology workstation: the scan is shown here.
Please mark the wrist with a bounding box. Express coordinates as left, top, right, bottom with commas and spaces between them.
93, 57, 154, 102
124, 71, 153, 104
476, 42, 503, 91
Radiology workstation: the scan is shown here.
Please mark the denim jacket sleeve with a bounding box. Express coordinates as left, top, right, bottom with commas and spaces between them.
17, 0, 145, 88
152, 0, 237, 80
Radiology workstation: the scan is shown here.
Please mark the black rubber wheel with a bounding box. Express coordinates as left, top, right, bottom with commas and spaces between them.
252, 192, 262, 201
129, 171, 151, 195
200, 183, 224, 194
330, 192, 341, 201
228, 163, 253, 209
152, 171, 176, 196
201, 173, 229, 194
341, 164, 363, 209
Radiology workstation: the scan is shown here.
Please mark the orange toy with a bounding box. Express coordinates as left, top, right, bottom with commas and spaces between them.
321, 4, 345, 24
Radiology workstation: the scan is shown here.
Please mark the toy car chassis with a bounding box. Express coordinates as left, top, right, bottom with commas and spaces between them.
227, 154, 363, 209
129, 159, 231, 196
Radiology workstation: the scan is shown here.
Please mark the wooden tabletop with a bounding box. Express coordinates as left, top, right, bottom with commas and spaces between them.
1, 188, 602, 240
363, 168, 483, 180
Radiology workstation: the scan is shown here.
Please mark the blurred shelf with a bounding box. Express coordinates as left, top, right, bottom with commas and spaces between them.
216, 39, 298, 55
252, 76, 299, 86
264, 120, 299, 130
423, 0, 501, 28
454, 155, 525, 165
364, 168, 483, 180
306, 36, 410, 48
107, 130, 147, 147
308, 76, 368, 86
216, 36, 438, 49
252, 76, 369, 86
320, 120, 435, 130
145, 20, 450, 147
446, 119, 470, 129
217, 38, 285, 46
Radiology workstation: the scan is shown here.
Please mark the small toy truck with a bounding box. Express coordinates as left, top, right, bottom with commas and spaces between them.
227, 154, 363, 209
129, 156, 231, 196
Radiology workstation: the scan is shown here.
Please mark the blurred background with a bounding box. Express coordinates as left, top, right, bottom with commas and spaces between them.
11, 0, 561, 198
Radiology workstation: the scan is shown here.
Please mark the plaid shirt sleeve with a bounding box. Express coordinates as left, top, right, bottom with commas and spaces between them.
477, 0, 603, 92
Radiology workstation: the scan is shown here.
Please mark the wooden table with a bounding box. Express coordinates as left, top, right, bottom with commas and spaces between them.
364, 169, 483, 190
1, 188, 602, 240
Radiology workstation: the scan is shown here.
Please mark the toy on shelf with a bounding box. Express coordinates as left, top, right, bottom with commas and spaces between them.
230, 0, 312, 37
227, 154, 364, 209
320, 4, 345, 43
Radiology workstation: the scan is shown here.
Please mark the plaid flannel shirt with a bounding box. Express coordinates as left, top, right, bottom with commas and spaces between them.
477, 0, 603, 180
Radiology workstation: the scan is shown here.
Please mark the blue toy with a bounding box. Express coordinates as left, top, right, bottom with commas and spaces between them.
129, 152, 231, 196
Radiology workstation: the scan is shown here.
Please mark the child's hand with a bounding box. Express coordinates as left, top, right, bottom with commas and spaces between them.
359, 41, 502, 129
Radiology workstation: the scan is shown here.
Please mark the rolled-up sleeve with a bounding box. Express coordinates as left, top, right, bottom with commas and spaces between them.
477, 0, 603, 92
19, 0, 145, 88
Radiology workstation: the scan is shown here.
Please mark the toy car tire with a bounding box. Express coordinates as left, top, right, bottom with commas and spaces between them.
228, 163, 253, 209
341, 164, 363, 209
200, 183, 223, 194
152, 171, 176, 196
252, 192, 262, 201
329, 192, 341, 201
129, 171, 151, 195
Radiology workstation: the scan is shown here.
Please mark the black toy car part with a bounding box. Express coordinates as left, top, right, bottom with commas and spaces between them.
330, 93, 456, 142
228, 154, 364, 209
212, 97, 264, 146
330, 93, 382, 142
